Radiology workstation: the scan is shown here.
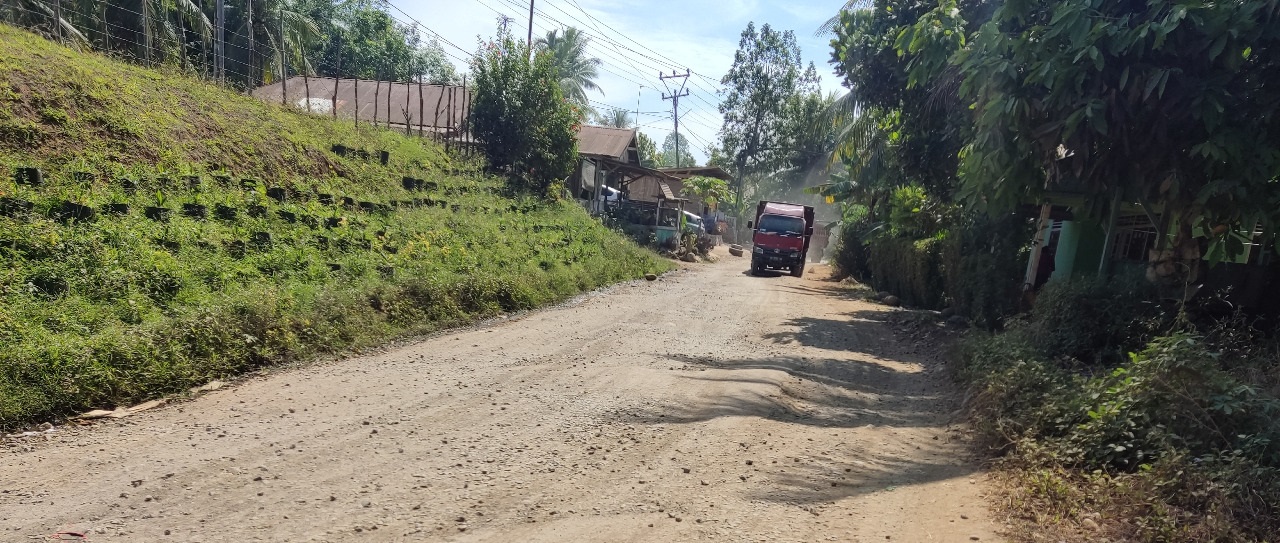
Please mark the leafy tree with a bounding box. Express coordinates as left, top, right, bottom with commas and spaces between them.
660, 132, 696, 168
827, 1, 992, 201
636, 131, 658, 168
954, 0, 1280, 283
535, 27, 602, 115
763, 85, 836, 202
718, 22, 816, 206
682, 176, 731, 209
298, 0, 457, 83
469, 31, 578, 197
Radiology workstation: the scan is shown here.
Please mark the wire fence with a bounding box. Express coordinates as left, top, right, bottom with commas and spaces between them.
2, 3, 475, 148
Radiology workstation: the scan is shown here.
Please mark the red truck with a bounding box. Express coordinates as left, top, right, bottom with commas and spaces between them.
747, 200, 815, 277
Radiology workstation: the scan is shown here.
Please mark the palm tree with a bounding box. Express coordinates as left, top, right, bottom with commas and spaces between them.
2, 0, 91, 47
815, 0, 871, 36
141, 0, 213, 67
535, 27, 602, 115
260, 2, 321, 82
593, 108, 630, 128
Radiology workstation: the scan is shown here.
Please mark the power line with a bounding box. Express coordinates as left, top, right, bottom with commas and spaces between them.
382, 1, 477, 62
551, 0, 725, 101
487, 0, 656, 92
398, 0, 725, 152
486, 0, 724, 126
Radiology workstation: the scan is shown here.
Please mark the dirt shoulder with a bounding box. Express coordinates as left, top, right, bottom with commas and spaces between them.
2, 253, 1004, 542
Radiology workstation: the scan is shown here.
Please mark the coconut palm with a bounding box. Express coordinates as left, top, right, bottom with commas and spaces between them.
593, 108, 631, 128
2, 0, 91, 47
535, 27, 602, 115
258, 2, 322, 81
816, 0, 871, 36
142, 0, 214, 67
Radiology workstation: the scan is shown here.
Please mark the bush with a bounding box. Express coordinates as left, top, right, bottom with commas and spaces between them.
957, 331, 1085, 449
867, 235, 946, 308
832, 215, 875, 280
1018, 271, 1162, 363
1064, 334, 1280, 470
469, 33, 579, 196
836, 211, 1029, 325
958, 327, 1280, 541
941, 214, 1033, 328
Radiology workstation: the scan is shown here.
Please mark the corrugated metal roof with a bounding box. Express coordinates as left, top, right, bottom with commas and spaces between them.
251, 77, 469, 130
577, 125, 637, 162
659, 166, 735, 182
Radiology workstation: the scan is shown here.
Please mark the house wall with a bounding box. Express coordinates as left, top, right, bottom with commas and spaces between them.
626, 176, 684, 203
1048, 220, 1105, 282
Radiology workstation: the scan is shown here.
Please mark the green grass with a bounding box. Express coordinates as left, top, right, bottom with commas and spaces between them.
0, 25, 672, 430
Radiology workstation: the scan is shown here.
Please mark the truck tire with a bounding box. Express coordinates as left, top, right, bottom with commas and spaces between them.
750, 258, 761, 276
791, 262, 805, 278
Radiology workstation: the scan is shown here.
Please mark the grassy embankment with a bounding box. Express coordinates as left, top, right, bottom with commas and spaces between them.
0, 25, 671, 430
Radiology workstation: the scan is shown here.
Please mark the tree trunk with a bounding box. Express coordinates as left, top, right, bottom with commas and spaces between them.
1147, 207, 1203, 296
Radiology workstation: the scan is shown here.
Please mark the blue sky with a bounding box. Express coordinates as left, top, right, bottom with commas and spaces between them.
395, 0, 848, 163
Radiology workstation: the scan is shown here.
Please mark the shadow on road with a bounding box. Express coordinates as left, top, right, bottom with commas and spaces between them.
608, 300, 975, 504
610, 349, 974, 502
619, 351, 952, 429
740, 269, 786, 278
761, 310, 899, 353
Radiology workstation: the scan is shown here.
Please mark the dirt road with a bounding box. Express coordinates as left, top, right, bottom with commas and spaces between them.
2, 254, 1003, 542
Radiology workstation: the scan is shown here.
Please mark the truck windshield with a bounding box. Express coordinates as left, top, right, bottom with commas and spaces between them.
757, 214, 805, 236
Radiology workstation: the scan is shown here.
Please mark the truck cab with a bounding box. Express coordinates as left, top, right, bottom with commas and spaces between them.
748, 201, 815, 277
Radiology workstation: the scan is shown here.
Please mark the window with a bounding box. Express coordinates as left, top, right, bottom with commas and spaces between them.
757, 215, 805, 236
1111, 215, 1158, 262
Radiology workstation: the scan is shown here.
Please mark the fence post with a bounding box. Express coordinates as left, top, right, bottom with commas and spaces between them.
53, 0, 62, 42
279, 7, 287, 106
462, 76, 469, 156
445, 86, 454, 155
432, 84, 445, 143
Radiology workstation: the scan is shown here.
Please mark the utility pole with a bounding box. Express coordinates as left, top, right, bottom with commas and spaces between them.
215, 0, 225, 82
527, 1, 535, 50
660, 70, 690, 168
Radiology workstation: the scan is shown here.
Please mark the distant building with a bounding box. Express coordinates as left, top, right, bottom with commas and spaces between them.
251, 77, 470, 137
571, 125, 678, 214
